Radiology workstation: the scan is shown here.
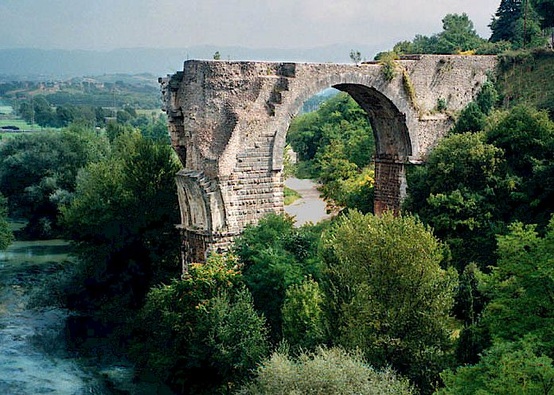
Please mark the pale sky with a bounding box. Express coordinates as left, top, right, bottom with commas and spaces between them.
0, 0, 500, 51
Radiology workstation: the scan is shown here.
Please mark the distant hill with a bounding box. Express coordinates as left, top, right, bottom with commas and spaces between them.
0, 44, 382, 80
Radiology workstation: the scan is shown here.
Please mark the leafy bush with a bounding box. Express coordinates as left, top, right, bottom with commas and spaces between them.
237, 347, 415, 395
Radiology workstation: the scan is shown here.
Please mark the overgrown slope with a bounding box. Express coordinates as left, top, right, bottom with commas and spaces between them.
496, 49, 554, 117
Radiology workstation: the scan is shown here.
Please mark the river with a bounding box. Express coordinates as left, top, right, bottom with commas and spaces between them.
0, 229, 171, 394
284, 178, 335, 226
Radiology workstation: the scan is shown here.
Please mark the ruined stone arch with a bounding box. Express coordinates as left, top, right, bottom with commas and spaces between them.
161, 56, 498, 266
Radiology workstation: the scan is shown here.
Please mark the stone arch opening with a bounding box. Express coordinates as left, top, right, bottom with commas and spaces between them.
275, 80, 413, 214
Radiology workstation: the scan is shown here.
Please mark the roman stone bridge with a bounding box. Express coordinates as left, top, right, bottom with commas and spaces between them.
161, 55, 497, 267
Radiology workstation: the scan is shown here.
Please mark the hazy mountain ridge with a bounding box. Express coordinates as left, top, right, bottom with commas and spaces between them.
0, 44, 382, 80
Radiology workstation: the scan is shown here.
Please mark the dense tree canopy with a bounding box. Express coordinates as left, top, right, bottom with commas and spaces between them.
0, 194, 13, 250
392, 13, 487, 55
321, 211, 458, 393
0, 125, 109, 238
135, 254, 269, 394
490, 0, 547, 49
437, 219, 554, 394
533, 0, 554, 28
60, 131, 181, 312
233, 213, 324, 342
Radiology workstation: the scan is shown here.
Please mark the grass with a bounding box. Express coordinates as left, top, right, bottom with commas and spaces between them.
284, 186, 302, 205
0, 105, 13, 115
0, 119, 43, 131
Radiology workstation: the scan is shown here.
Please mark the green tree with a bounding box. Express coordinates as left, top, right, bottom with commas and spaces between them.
135, 254, 269, 394
321, 211, 458, 393
392, 13, 486, 55
60, 131, 181, 312
404, 132, 509, 270
233, 214, 324, 342
436, 13, 486, 54
533, 0, 554, 28
0, 126, 109, 238
238, 347, 415, 395
287, 92, 375, 211
490, 0, 547, 49
438, 337, 554, 395
485, 105, 554, 228
481, 219, 554, 349
281, 277, 327, 350
0, 194, 13, 250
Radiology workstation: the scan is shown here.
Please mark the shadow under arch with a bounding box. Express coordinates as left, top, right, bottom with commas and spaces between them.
333, 83, 412, 161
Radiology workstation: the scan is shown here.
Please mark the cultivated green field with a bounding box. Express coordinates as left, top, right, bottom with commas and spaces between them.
0, 119, 43, 131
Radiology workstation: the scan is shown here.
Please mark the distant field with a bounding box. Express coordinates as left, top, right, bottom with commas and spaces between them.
136, 109, 163, 116
0, 105, 13, 115
0, 119, 42, 131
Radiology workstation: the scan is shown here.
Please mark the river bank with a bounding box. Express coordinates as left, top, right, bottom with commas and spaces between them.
0, 233, 172, 394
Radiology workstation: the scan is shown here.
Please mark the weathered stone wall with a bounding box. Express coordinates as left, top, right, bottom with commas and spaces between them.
161, 55, 497, 263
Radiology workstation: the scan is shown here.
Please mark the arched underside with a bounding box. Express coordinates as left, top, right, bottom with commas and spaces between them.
333, 83, 412, 161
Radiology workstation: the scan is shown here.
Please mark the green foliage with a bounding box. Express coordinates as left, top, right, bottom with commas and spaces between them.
237, 346, 415, 395
451, 78, 500, 135
481, 219, 554, 348
476, 80, 499, 116
485, 105, 554, 228
287, 92, 375, 211
435, 217, 554, 394
438, 337, 554, 395
281, 277, 327, 350
436, 13, 486, 54
60, 131, 181, 312
392, 13, 486, 55
233, 214, 324, 342
533, 0, 554, 28
404, 132, 508, 270
377, 51, 399, 82
490, 0, 547, 49
452, 102, 486, 133
436, 98, 448, 112
0, 194, 13, 250
321, 211, 458, 393
136, 254, 269, 394
0, 126, 109, 238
